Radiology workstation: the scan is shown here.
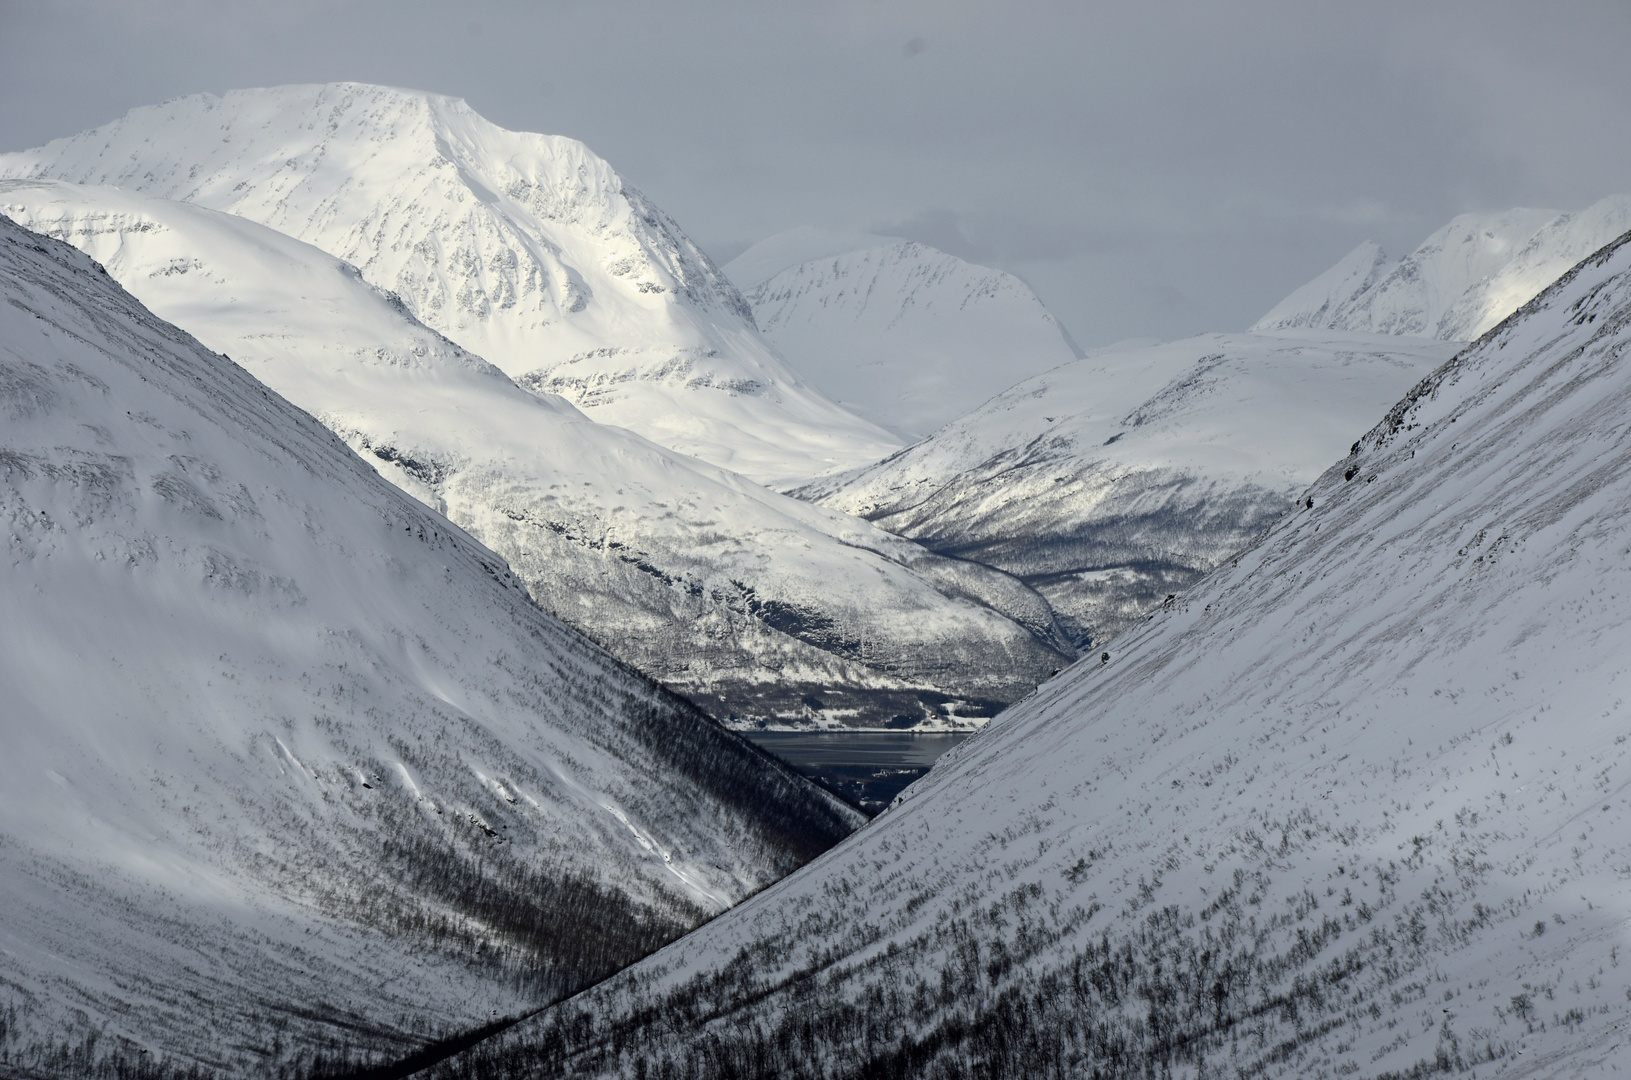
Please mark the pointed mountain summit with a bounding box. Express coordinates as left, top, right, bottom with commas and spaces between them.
453, 225, 1631, 1080
1249, 239, 1391, 332
0, 215, 863, 1072
0, 83, 900, 486
1256, 195, 1631, 340
728, 228, 1080, 439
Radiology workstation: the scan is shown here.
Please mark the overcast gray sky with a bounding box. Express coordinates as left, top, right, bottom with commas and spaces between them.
4, 0, 1629, 350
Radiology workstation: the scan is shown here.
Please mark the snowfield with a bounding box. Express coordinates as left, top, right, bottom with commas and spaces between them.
0, 82, 902, 487
430, 228, 1631, 1079
802, 330, 1459, 649
0, 217, 862, 1075
726, 227, 1080, 440
0, 179, 1069, 732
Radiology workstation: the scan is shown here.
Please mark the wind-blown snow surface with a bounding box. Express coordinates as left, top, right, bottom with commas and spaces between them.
0, 181, 1067, 733
803, 331, 1458, 649
0, 83, 902, 486
1256, 196, 1631, 341
726, 228, 1080, 439
434, 231, 1631, 1080
0, 217, 865, 1074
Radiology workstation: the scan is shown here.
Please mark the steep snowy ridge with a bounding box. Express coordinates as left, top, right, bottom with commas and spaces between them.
727, 228, 1079, 439
436, 229, 1631, 1079
1251, 240, 1390, 333
0, 216, 863, 1074
1256, 196, 1631, 341
0, 180, 1068, 731
803, 330, 1458, 648
0, 83, 902, 486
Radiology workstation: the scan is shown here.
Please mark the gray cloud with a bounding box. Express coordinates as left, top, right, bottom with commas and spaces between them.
3, 0, 1628, 348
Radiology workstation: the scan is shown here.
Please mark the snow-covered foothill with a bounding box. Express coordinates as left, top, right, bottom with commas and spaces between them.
0, 181, 1069, 731
0, 216, 863, 1074
1255, 195, 1631, 341
443, 226, 1631, 1080
801, 330, 1458, 649
0, 83, 901, 487
727, 227, 1080, 439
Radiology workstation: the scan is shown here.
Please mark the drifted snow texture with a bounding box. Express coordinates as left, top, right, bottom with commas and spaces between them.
435, 233, 1631, 1078
0, 217, 863, 1076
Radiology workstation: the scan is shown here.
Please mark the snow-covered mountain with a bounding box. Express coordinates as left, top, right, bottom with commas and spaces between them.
801, 331, 1458, 648
0, 180, 1069, 731
1256, 195, 1631, 340
0, 83, 902, 487
0, 216, 865, 1074
436, 228, 1631, 1080
726, 227, 1080, 439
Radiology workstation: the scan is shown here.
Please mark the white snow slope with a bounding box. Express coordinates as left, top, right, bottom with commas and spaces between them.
444, 228, 1631, 1080
726, 227, 1080, 440
1255, 196, 1631, 341
0, 83, 902, 487
0, 216, 864, 1075
0, 180, 1069, 732
802, 330, 1459, 649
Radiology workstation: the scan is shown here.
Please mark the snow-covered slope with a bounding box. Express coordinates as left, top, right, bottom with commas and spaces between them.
727, 228, 1080, 439
0, 180, 1069, 731
439, 229, 1631, 1080
0, 216, 865, 1074
1256, 196, 1631, 341
802, 331, 1458, 648
0, 83, 902, 486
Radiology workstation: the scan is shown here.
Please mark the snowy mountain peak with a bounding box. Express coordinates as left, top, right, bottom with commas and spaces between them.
0, 83, 900, 485
727, 228, 1080, 439
1255, 197, 1631, 341
724, 225, 901, 289
1250, 240, 1390, 332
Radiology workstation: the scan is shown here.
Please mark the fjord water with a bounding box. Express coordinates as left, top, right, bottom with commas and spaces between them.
741, 731, 973, 814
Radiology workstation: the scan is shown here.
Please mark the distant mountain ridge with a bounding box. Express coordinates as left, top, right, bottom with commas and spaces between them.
727, 227, 1080, 439
0, 82, 901, 486
800, 330, 1459, 648
1255, 195, 1631, 340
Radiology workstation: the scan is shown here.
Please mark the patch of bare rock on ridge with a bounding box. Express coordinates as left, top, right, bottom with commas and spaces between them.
0, 217, 863, 1078
420, 233, 1631, 1077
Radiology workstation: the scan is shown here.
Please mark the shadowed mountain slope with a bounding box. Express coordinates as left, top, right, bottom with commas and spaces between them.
0, 216, 862, 1077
